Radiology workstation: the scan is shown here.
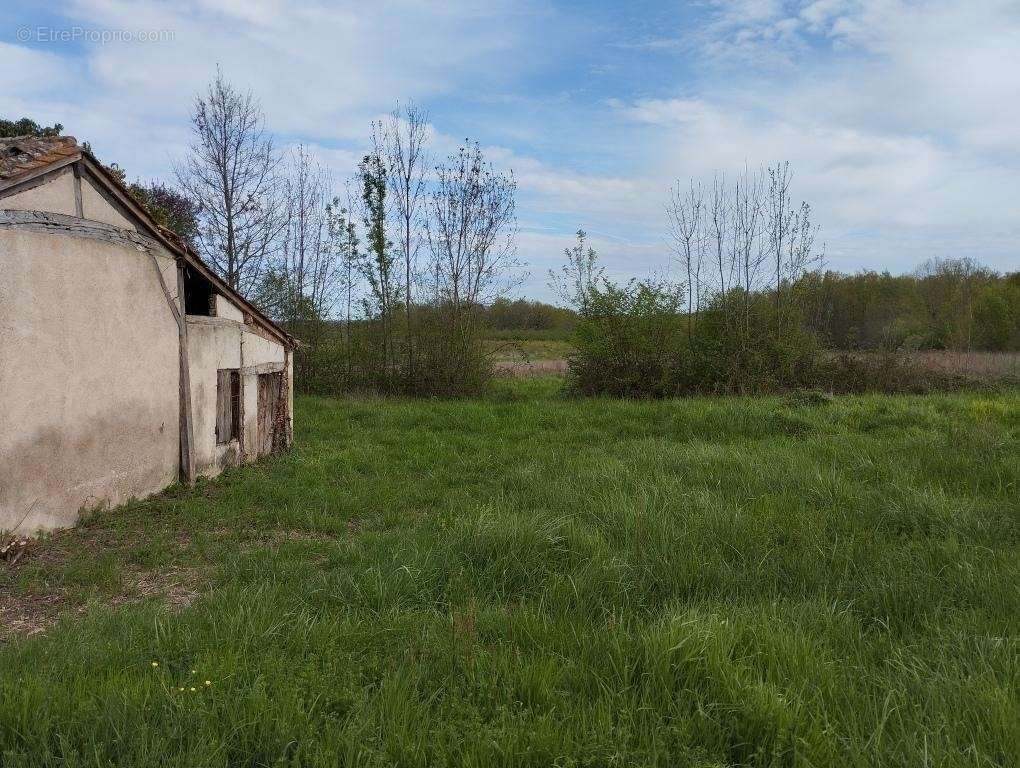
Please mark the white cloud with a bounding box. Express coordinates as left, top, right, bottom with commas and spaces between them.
600, 0, 1020, 276
3, 0, 1018, 299
0, 43, 74, 97
2, 0, 541, 175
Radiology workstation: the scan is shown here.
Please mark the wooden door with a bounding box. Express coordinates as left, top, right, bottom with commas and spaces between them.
256, 372, 282, 456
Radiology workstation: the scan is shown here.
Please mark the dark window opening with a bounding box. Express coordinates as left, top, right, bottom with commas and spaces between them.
182, 263, 215, 316
216, 369, 241, 444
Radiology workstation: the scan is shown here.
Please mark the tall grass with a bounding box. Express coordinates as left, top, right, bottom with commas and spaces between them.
1, 382, 1017, 765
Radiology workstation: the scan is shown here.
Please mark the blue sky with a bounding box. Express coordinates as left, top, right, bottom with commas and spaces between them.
3, 0, 1018, 299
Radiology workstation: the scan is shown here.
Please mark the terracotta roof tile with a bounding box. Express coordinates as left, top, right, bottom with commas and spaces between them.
0, 135, 80, 182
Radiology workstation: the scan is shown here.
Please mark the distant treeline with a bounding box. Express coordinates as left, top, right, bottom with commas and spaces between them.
483, 260, 1020, 353
801, 260, 1020, 352
559, 165, 1020, 397
482, 299, 576, 338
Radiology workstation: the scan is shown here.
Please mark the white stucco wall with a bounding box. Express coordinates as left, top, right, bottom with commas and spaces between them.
0, 229, 181, 532
186, 318, 290, 479
1, 165, 293, 532
213, 294, 245, 322
185, 319, 242, 476
1, 169, 77, 216
81, 177, 136, 230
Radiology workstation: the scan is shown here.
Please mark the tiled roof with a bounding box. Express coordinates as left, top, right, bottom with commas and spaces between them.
0, 135, 81, 182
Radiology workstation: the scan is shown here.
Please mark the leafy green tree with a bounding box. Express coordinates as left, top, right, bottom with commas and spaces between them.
358, 134, 400, 385
326, 198, 361, 379
973, 289, 1013, 351
253, 269, 319, 324
79, 142, 200, 246
128, 182, 200, 245
0, 117, 62, 138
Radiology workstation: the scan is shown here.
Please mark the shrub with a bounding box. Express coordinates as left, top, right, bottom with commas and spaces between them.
973, 291, 1013, 351
289, 304, 493, 398
567, 281, 686, 398
406, 307, 493, 397
563, 278, 1015, 397
567, 281, 821, 397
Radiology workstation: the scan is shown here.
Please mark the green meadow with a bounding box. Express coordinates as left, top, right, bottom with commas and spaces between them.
2, 379, 1018, 766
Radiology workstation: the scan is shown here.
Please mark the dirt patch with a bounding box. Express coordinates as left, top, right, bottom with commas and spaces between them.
119, 566, 203, 610
493, 358, 568, 378
1, 518, 205, 644
213, 521, 360, 550
232, 527, 348, 554
1, 565, 204, 644
0, 590, 75, 639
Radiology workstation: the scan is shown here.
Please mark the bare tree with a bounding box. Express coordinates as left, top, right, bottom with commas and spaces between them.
385, 103, 430, 374
425, 141, 518, 309
707, 173, 731, 300
670, 163, 822, 348
277, 144, 338, 321
731, 166, 768, 338
175, 69, 284, 295
767, 161, 794, 322
786, 201, 822, 281
668, 181, 704, 339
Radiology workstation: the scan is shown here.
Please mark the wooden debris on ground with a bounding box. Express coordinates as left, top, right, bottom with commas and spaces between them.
1, 535, 30, 567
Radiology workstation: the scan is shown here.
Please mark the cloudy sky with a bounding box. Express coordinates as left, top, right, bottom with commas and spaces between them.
3, 0, 1018, 299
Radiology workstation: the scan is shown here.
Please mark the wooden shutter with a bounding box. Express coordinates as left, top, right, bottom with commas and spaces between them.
256, 372, 282, 455
216, 369, 239, 443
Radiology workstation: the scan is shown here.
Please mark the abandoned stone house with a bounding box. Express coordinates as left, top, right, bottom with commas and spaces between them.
0, 135, 296, 534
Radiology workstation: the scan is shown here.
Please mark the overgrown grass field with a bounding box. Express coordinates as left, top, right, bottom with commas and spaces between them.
1, 380, 1018, 766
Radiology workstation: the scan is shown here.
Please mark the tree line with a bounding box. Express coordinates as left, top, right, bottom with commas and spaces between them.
800, 261, 1020, 352
557, 165, 1018, 398
173, 72, 519, 395
6, 93, 1017, 400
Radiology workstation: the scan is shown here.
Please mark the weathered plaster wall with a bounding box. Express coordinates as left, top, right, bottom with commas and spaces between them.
0, 229, 180, 533
81, 177, 136, 230
185, 318, 288, 478
185, 319, 241, 477
240, 328, 291, 458
213, 294, 244, 322
1, 169, 77, 216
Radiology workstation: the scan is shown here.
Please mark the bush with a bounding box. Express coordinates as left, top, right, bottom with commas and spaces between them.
407, 307, 492, 397
566, 281, 821, 397
973, 291, 1013, 351
289, 305, 493, 398
563, 278, 1015, 397
567, 281, 686, 398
